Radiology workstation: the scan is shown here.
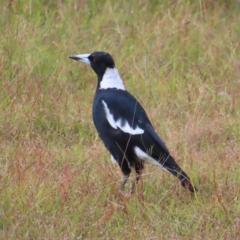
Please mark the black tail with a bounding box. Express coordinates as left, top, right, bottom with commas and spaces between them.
160, 154, 197, 193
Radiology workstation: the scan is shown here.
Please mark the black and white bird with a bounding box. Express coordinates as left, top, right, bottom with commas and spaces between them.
69, 51, 197, 193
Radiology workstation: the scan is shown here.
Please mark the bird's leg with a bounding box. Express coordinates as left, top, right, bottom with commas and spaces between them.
120, 174, 130, 192
131, 164, 143, 194
131, 173, 141, 194
118, 156, 132, 193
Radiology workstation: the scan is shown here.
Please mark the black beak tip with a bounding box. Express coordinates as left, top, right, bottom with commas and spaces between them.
69, 56, 79, 61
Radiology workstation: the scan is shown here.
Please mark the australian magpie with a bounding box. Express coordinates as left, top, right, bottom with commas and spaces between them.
69, 51, 197, 193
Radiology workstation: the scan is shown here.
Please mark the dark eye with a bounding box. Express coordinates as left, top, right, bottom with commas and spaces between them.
89, 55, 97, 63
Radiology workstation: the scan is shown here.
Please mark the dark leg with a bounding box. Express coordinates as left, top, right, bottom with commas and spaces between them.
131, 163, 144, 194
118, 158, 131, 193
120, 174, 130, 192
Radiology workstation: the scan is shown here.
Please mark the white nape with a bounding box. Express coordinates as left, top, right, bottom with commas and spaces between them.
100, 68, 125, 90
102, 100, 144, 135
134, 146, 170, 173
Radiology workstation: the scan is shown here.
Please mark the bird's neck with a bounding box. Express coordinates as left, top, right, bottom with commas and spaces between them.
98, 67, 125, 90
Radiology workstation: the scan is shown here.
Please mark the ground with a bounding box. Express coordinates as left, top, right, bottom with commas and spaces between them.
1, 0, 240, 239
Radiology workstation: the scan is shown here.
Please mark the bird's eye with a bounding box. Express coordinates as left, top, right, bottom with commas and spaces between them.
92, 58, 97, 63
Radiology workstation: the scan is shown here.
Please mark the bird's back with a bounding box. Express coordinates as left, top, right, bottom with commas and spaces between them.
92, 89, 170, 162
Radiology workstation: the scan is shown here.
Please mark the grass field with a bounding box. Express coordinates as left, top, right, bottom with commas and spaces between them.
1, 0, 240, 239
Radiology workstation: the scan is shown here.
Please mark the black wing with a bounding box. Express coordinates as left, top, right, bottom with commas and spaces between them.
93, 89, 170, 157
93, 89, 196, 192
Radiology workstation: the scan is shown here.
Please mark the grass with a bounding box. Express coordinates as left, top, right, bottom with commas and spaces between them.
1, 0, 240, 239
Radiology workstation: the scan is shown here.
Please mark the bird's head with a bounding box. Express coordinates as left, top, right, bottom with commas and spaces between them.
69, 51, 125, 90
69, 51, 115, 78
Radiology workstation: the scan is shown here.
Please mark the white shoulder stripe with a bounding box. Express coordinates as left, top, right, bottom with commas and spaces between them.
102, 100, 117, 129
134, 146, 169, 173
115, 119, 144, 135
102, 100, 144, 135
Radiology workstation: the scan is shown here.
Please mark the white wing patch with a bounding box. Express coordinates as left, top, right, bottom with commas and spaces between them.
134, 146, 169, 173
102, 100, 144, 135
100, 68, 125, 90
115, 119, 144, 135
102, 100, 117, 129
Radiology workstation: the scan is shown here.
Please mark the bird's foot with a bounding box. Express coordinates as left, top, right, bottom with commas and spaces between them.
118, 189, 132, 198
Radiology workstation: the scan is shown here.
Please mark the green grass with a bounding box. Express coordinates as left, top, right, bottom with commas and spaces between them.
1, 0, 240, 239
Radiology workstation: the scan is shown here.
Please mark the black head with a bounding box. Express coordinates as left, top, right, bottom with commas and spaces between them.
69, 51, 115, 79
